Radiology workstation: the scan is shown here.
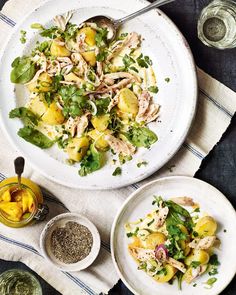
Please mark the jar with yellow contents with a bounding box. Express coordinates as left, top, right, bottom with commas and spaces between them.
0, 177, 48, 228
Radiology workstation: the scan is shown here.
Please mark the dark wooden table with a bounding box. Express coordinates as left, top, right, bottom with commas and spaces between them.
0, 0, 235, 294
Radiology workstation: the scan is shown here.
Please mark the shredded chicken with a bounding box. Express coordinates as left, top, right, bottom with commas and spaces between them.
65, 115, 89, 137
107, 32, 141, 61
108, 92, 120, 112
171, 197, 196, 207
136, 91, 160, 124
153, 206, 169, 229
104, 134, 136, 156
53, 11, 73, 31
129, 247, 155, 262
104, 72, 141, 83
168, 257, 187, 273
188, 265, 208, 283
189, 236, 216, 250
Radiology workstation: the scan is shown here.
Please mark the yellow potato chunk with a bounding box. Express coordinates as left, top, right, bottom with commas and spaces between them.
185, 249, 210, 266
64, 73, 83, 85
78, 27, 96, 46
41, 102, 65, 125
145, 232, 166, 250
81, 51, 96, 66
194, 216, 217, 237
27, 94, 48, 117
27, 73, 53, 93
153, 265, 176, 283
87, 129, 110, 151
118, 88, 139, 116
50, 39, 71, 57
66, 137, 90, 162
0, 202, 23, 222
91, 115, 110, 132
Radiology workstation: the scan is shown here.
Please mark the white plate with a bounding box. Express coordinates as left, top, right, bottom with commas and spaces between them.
0, 0, 197, 189
111, 176, 236, 295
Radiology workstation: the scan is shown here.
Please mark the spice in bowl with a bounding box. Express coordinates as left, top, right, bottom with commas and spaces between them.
51, 221, 93, 264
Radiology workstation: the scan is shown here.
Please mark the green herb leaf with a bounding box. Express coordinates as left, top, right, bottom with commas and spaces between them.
112, 167, 122, 176
190, 261, 201, 268
95, 28, 108, 47
148, 86, 159, 94
17, 126, 54, 149
9, 107, 38, 127
137, 161, 148, 168
209, 254, 220, 266
20, 30, 27, 44
79, 144, 104, 176
152, 195, 163, 206
205, 277, 217, 287
123, 54, 135, 69
136, 54, 153, 68
10, 56, 36, 84
40, 26, 62, 39
125, 126, 158, 148
96, 50, 108, 62
147, 219, 155, 227
95, 97, 110, 115
165, 77, 170, 83
63, 23, 78, 41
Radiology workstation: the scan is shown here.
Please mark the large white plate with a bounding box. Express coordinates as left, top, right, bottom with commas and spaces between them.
0, 0, 197, 189
111, 176, 236, 295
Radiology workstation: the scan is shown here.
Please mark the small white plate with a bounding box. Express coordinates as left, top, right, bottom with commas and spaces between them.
0, 0, 197, 189
40, 213, 101, 271
111, 176, 236, 295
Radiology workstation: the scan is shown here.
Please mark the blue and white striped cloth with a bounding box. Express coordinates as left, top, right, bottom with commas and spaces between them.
0, 1, 236, 294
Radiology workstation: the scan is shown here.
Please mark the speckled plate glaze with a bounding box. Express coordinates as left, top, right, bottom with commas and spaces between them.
0, 0, 197, 189
111, 176, 236, 295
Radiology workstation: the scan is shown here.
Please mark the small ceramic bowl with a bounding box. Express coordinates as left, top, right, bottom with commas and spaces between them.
40, 213, 101, 271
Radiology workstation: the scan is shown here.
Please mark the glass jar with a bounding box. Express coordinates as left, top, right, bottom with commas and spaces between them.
198, 0, 236, 49
0, 269, 42, 295
0, 177, 48, 228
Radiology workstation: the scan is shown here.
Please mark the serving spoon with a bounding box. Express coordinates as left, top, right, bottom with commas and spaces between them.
14, 156, 25, 191
86, 0, 175, 41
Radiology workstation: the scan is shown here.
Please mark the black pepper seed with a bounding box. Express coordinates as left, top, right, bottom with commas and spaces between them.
50, 221, 93, 264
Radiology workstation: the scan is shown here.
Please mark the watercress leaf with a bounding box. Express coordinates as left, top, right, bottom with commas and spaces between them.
10, 57, 36, 84
17, 126, 54, 149
112, 167, 122, 176
148, 86, 159, 94
40, 26, 62, 39
95, 97, 110, 115
96, 50, 108, 62
125, 126, 158, 148
79, 144, 104, 176
123, 54, 135, 69
95, 28, 108, 47
9, 107, 38, 127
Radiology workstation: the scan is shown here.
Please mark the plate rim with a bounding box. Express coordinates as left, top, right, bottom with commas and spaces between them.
0, 0, 198, 190
110, 175, 236, 295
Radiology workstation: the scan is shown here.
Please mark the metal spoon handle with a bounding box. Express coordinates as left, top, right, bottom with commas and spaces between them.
115, 0, 175, 26
14, 157, 25, 187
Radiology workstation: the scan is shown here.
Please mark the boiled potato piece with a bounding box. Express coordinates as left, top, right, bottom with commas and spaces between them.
78, 27, 96, 46
66, 137, 90, 162
81, 51, 96, 66
27, 94, 48, 117
50, 39, 71, 57
194, 216, 217, 237
87, 129, 110, 150
27, 73, 53, 93
91, 115, 110, 132
41, 102, 65, 125
145, 232, 166, 250
153, 265, 176, 283
185, 249, 210, 266
64, 73, 83, 85
118, 88, 139, 116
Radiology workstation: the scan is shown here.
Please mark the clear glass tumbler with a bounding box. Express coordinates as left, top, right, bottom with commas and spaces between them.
198, 0, 236, 49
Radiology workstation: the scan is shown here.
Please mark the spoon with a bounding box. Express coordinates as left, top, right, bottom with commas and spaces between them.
86, 0, 175, 41
14, 157, 25, 189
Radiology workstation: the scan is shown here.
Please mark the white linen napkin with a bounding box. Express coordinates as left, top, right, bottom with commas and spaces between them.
0, 1, 236, 294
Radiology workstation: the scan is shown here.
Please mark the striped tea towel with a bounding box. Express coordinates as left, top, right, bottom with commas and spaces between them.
0, 0, 236, 294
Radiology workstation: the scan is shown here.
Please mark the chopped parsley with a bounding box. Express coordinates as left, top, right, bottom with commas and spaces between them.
147, 219, 155, 227
148, 86, 159, 93
123, 54, 135, 69
137, 161, 148, 168
209, 254, 220, 266
190, 261, 201, 268
20, 30, 27, 44
95, 27, 108, 47
193, 207, 200, 213
136, 54, 152, 68
156, 268, 167, 275
127, 227, 139, 238
193, 283, 197, 287
112, 167, 122, 176
165, 77, 170, 83
96, 49, 108, 62
152, 195, 163, 206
